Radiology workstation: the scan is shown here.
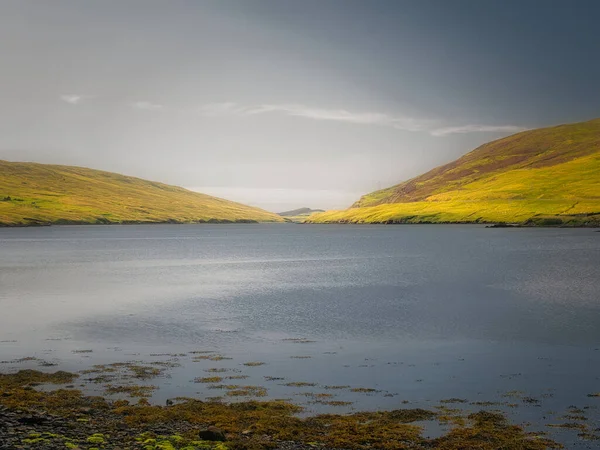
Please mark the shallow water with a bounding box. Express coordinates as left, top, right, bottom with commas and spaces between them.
1, 224, 600, 446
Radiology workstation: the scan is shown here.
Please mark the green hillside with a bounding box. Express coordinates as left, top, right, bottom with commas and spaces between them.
0, 161, 284, 226
307, 119, 600, 226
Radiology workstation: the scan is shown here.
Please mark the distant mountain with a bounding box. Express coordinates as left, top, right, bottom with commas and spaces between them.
278, 207, 325, 217
307, 119, 600, 226
0, 161, 284, 226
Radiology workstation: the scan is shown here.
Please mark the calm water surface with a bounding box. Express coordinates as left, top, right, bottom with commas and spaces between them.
1, 224, 599, 445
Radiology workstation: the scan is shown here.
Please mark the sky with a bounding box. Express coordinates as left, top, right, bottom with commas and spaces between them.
1, 0, 600, 212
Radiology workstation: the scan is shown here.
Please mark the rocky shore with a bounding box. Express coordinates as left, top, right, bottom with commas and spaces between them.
0, 369, 564, 450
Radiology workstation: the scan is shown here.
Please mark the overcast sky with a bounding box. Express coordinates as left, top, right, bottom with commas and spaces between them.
1, 1, 599, 212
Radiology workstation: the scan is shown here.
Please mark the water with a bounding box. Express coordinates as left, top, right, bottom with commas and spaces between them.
1, 224, 599, 446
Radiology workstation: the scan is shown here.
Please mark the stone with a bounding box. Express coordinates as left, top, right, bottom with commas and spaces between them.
18, 415, 47, 425
198, 426, 226, 441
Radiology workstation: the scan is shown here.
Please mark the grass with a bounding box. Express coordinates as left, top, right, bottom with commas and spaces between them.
307, 119, 600, 225
0, 160, 284, 226
278, 208, 325, 223
280, 214, 319, 223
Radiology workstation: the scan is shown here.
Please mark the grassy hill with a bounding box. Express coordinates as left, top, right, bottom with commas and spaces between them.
0, 161, 284, 226
278, 207, 325, 217
278, 207, 325, 223
307, 119, 600, 226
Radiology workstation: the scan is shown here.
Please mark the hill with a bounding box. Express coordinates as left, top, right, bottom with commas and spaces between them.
278, 207, 325, 217
278, 207, 325, 223
0, 161, 284, 226
307, 119, 600, 226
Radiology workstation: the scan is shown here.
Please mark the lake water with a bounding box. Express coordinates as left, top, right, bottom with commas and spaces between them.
1, 224, 599, 446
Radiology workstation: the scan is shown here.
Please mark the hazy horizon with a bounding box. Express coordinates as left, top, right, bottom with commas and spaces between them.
1, 0, 600, 211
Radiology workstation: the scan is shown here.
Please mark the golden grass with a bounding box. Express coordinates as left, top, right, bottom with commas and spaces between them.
0, 160, 284, 226
307, 120, 600, 225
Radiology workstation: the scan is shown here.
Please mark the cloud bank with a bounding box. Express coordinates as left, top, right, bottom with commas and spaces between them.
201, 102, 528, 136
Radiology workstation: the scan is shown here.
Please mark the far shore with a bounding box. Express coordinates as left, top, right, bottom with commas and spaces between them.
1, 219, 599, 229
0, 218, 280, 228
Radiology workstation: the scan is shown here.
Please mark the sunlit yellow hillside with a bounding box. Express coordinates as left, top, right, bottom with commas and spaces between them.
0, 161, 284, 226
307, 119, 600, 226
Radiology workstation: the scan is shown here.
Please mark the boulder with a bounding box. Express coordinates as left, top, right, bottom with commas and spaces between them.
198, 426, 226, 441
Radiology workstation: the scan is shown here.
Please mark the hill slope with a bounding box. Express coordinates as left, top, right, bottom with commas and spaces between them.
278, 207, 326, 223
307, 119, 600, 226
0, 161, 284, 226
278, 207, 325, 217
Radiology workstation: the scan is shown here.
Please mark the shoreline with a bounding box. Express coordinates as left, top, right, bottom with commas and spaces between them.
1, 220, 599, 229
302, 221, 600, 228
0, 219, 284, 228
1, 344, 597, 449
0, 368, 564, 450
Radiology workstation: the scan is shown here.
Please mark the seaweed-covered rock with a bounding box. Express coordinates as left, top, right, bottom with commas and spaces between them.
198, 426, 226, 441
